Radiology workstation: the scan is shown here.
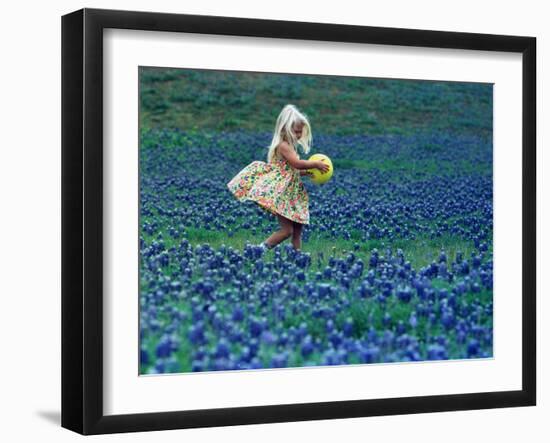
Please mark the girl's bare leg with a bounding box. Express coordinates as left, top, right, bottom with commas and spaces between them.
264, 214, 294, 248
291, 221, 303, 251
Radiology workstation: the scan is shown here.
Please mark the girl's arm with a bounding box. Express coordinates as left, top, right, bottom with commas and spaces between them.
278, 142, 330, 172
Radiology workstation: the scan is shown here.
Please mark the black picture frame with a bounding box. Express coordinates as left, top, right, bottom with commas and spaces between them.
61, 7, 536, 435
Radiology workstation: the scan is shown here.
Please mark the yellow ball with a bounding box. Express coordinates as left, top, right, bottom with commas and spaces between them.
307, 153, 334, 185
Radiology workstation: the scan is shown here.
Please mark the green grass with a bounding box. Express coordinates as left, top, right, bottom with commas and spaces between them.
141, 223, 480, 274
139, 67, 493, 139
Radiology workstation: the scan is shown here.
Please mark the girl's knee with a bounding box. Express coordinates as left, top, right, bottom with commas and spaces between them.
282, 226, 293, 238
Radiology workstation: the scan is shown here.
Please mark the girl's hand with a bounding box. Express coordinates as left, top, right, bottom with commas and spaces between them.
316, 160, 330, 174
300, 170, 313, 177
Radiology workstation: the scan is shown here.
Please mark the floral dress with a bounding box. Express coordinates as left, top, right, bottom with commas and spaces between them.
227, 145, 310, 224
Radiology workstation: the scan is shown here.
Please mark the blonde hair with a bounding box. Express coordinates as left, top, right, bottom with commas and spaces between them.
266, 104, 312, 163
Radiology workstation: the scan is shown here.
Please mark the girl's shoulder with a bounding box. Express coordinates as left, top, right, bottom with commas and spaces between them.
277, 140, 298, 154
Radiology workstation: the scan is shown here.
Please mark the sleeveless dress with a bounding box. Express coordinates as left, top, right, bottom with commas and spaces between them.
227, 145, 310, 224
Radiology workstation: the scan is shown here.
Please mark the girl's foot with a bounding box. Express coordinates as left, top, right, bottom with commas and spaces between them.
259, 241, 273, 251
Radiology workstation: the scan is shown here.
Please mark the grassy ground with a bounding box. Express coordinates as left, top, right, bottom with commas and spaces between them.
139, 67, 492, 140
143, 224, 484, 276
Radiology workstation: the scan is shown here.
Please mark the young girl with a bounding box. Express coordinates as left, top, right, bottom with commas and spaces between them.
227, 104, 330, 251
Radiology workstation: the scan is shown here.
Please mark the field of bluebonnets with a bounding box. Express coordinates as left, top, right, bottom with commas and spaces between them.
139, 68, 493, 374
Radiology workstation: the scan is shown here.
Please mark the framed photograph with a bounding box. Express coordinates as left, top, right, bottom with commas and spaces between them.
61, 7, 536, 435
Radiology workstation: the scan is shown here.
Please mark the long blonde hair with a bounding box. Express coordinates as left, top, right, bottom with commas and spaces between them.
266, 104, 312, 163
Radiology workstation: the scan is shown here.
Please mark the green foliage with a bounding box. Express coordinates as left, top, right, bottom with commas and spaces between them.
139, 67, 493, 138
